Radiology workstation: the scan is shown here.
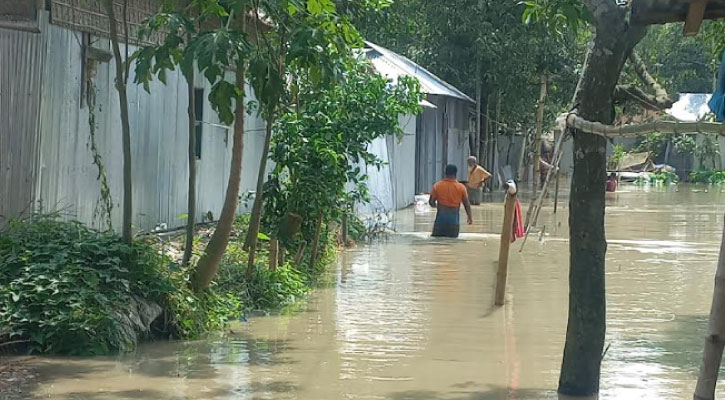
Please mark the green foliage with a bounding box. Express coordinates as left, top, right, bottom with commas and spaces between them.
263, 56, 421, 241
628, 23, 719, 95
607, 144, 626, 170
0, 217, 242, 354
635, 133, 667, 156
135, 0, 366, 126
689, 168, 725, 185
520, 0, 590, 37
209, 216, 310, 310
671, 135, 696, 155
352, 0, 586, 134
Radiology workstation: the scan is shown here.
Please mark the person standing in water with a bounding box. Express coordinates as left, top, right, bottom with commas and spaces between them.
606, 172, 618, 192
466, 156, 491, 205
429, 164, 473, 238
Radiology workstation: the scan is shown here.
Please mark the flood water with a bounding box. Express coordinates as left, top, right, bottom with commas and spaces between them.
13, 184, 725, 399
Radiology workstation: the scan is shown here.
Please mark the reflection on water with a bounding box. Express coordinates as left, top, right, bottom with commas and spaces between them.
14, 184, 725, 399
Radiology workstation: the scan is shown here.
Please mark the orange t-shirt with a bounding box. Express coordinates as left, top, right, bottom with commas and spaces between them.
430, 178, 468, 208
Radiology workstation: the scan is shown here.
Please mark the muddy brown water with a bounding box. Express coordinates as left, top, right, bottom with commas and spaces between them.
11, 184, 725, 399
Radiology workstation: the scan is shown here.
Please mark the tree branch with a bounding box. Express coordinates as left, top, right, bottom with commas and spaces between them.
565, 112, 725, 138
628, 50, 672, 106
614, 84, 673, 111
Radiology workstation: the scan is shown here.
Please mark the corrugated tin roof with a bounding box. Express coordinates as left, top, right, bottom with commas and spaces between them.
364, 41, 474, 103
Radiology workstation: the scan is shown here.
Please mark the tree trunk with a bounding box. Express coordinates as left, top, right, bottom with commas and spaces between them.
104, 0, 133, 244
269, 239, 279, 271
558, 22, 646, 399
494, 91, 502, 188
294, 240, 308, 266
342, 212, 348, 247
309, 214, 323, 270
693, 219, 725, 400
245, 116, 274, 276
192, 67, 246, 291
516, 128, 529, 183
182, 70, 197, 267
481, 98, 489, 170
533, 74, 547, 195
475, 61, 482, 160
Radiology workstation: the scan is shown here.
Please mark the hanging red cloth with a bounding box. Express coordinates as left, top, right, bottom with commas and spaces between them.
511, 197, 525, 243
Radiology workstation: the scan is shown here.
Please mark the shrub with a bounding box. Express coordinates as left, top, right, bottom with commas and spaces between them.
690, 168, 725, 184
0, 216, 241, 354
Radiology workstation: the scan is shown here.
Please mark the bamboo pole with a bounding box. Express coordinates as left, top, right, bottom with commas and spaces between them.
694, 219, 725, 400
495, 182, 518, 306
533, 74, 548, 195
519, 130, 567, 251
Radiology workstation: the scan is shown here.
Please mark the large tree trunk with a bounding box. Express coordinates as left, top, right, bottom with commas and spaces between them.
245, 116, 274, 276
693, 219, 725, 400
558, 17, 646, 398
192, 68, 246, 291
104, 0, 133, 244
182, 70, 197, 267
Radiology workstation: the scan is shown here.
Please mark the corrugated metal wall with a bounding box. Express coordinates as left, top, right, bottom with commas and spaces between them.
388, 114, 417, 209
415, 95, 472, 193
0, 15, 46, 224
2, 11, 427, 231
32, 15, 267, 232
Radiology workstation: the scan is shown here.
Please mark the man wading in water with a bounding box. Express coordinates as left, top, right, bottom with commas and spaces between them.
429, 164, 473, 238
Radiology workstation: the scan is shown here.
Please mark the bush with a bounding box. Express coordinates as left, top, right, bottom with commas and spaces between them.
211, 216, 311, 311
689, 168, 725, 184
0, 217, 241, 354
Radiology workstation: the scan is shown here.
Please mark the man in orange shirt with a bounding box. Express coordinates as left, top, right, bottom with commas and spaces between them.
428, 164, 473, 238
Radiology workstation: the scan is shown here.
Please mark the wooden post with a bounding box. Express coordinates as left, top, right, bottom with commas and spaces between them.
694, 218, 725, 400
533, 74, 548, 195
269, 239, 279, 271
495, 182, 518, 306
